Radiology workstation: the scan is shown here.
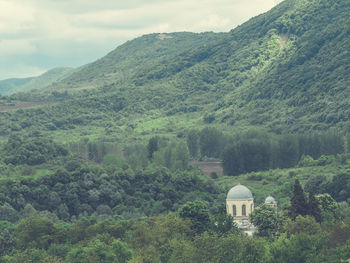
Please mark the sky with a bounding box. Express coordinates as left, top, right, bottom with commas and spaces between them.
0, 0, 283, 80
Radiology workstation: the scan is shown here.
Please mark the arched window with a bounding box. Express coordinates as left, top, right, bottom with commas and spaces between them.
242, 204, 246, 216
232, 205, 236, 216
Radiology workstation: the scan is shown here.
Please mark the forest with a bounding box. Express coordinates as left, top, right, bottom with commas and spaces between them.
0, 0, 350, 261
0, 128, 350, 262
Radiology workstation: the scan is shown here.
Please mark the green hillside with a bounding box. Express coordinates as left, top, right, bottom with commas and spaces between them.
1, 1, 350, 261
0, 67, 75, 95
0, 77, 33, 95
2, 0, 350, 143
15, 67, 75, 94
43, 32, 221, 91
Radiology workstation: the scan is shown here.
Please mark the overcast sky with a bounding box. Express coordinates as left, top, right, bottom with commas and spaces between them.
0, 0, 283, 80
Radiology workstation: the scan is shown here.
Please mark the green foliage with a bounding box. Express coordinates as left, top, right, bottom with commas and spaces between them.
199, 127, 225, 158
222, 130, 346, 176
327, 172, 350, 202
0, 0, 350, 261
1, 136, 68, 166
290, 179, 308, 219
211, 204, 238, 236
0, 0, 348, 147
0, 78, 34, 96
147, 136, 159, 160
0, 209, 349, 262
0, 228, 15, 257
308, 189, 321, 222
15, 217, 65, 250
66, 238, 132, 263
316, 193, 338, 221
223, 137, 270, 176
153, 142, 189, 171
269, 232, 327, 263
1, 248, 49, 263
0, 164, 220, 220
250, 204, 280, 237
0, 68, 75, 95
284, 215, 321, 237
123, 144, 148, 169
0, 203, 18, 223
186, 130, 200, 159
179, 201, 211, 234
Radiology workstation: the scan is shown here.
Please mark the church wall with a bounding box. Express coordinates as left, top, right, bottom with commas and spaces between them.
226, 199, 254, 217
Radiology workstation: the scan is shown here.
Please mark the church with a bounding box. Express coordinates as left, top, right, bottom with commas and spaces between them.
226, 183, 277, 233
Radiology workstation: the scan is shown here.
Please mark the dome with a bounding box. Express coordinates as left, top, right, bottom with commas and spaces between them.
265, 196, 275, 203
226, 184, 253, 200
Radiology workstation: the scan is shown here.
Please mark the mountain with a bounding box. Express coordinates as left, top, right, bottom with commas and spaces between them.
0, 77, 34, 95
16, 67, 75, 94
1, 0, 350, 142
0, 67, 75, 95
44, 32, 221, 91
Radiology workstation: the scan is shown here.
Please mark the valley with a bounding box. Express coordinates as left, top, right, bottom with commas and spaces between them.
0, 0, 350, 262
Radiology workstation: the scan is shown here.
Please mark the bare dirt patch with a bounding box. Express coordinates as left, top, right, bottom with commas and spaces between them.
157, 34, 173, 40
190, 161, 223, 177
279, 34, 289, 49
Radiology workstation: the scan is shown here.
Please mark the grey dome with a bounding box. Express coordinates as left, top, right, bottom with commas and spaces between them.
265, 196, 275, 203
226, 184, 253, 200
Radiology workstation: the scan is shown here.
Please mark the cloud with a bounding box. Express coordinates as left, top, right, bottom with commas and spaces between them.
0, 0, 282, 79
0, 39, 37, 56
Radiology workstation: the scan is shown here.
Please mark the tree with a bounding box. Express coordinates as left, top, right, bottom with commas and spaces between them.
284, 215, 321, 236
179, 201, 210, 234
153, 142, 189, 171
212, 204, 238, 235
66, 239, 115, 263
0, 203, 19, 223
15, 217, 64, 250
1, 248, 49, 263
290, 179, 308, 219
277, 135, 299, 168
269, 232, 326, 263
316, 193, 338, 220
199, 127, 224, 158
222, 145, 242, 176
0, 228, 15, 257
308, 189, 322, 222
250, 204, 280, 237
173, 142, 190, 170
327, 172, 350, 202
147, 136, 159, 160
187, 130, 200, 159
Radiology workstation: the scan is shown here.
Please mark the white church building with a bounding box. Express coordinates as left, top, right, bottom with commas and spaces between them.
226, 183, 277, 234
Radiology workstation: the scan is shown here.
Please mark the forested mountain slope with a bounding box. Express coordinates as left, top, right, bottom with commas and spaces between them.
3, 0, 350, 142
0, 67, 75, 95
220, 0, 350, 132
44, 32, 221, 91
1, 1, 350, 260
129, 0, 350, 132
0, 77, 34, 95
16, 67, 75, 94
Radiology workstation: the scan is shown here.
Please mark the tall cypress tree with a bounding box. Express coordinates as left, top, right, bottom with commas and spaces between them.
308, 188, 322, 222
291, 179, 308, 219
147, 136, 159, 159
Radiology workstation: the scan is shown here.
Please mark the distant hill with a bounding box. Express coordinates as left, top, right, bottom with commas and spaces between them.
1, 0, 349, 142
17, 67, 75, 94
0, 67, 75, 95
0, 77, 34, 95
